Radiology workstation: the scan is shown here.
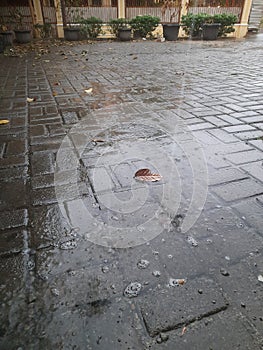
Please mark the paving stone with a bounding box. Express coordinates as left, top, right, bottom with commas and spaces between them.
30, 152, 54, 176
212, 178, 263, 202
225, 150, 263, 165
30, 124, 48, 137
234, 130, 263, 141
140, 276, 227, 336
209, 167, 248, 186
149, 310, 262, 350
203, 116, 229, 127
188, 122, 215, 131
208, 129, 238, 143
0, 229, 25, 254
217, 114, 244, 125
0, 180, 27, 210
248, 139, 263, 152
223, 124, 256, 133
0, 209, 28, 230
5, 139, 27, 156
88, 167, 116, 193
61, 111, 79, 125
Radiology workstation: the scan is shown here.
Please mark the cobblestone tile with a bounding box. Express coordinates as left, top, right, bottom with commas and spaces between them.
212, 178, 263, 202
241, 161, 263, 182
224, 149, 263, 165
222, 124, 256, 133
0, 209, 28, 230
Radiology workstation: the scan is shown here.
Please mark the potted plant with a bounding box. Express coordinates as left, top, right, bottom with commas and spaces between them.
181, 13, 208, 39
63, 0, 81, 41
79, 17, 103, 40
10, 8, 32, 44
161, 0, 181, 41
213, 13, 237, 37
201, 14, 220, 40
130, 15, 160, 40
109, 18, 131, 41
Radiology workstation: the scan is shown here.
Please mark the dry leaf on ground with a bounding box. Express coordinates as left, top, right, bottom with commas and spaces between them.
27, 97, 35, 103
92, 138, 105, 143
0, 119, 10, 125
85, 88, 93, 94
134, 168, 162, 182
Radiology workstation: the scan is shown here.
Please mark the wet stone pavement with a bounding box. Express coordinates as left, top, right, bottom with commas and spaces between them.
0, 34, 263, 349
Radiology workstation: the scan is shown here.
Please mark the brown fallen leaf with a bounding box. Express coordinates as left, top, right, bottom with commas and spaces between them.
92, 138, 105, 143
0, 119, 10, 125
54, 82, 60, 86
134, 168, 162, 182
52, 92, 57, 96
181, 326, 187, 335
177, 279, 185, 285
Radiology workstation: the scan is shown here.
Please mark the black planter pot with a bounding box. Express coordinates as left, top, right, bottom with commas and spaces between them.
14, 30, 32, 43
162, 23, 180, 41
64, 27, 80, 41
0, 31, 14, 46
118, 28, 131, 41
202, 23, 220, 40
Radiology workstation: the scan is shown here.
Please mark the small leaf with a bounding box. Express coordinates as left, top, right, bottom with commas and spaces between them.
54, 82, 60, 86
0, 119, 10, 125
27, 97, 35, 103
134, 168, 162, 182
92, 138, 105, 143
258, 275, 263, 283
85, 88, 93, 94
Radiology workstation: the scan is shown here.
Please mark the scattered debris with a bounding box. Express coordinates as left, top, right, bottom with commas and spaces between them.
198, 289, 203, 294
152, 270, 161, 277
0, 119, 10, 125
137, 259, 150, 269
220, 268, 230, 277
123, 282, 142, 298
134, 168, 162, 182
187, 236, 198, 247
258, 275, 263, 283
156, 332, 169, 344
168, 278, 186, 287
241, 302, 246, 308
51, 288, 60, 296
59, 240, 77, 250
101, 266, 109, 273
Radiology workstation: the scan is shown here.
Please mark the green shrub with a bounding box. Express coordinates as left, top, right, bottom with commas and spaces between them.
79, 17, 103, 39
109, 18, 130, 37
213, 13, 237, 37
130, 15, 160, 38
181, 13, 211, 37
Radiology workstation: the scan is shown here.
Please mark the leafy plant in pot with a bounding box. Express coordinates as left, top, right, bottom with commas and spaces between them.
181, 13, 209, 39
130, 15, 160, 40
63, 0, 82, 41
79, 17, 103, 39
109, 18, 131, 41
161, 0, 180, 41
10, 8, 32, 44
201, 15, 220, 40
